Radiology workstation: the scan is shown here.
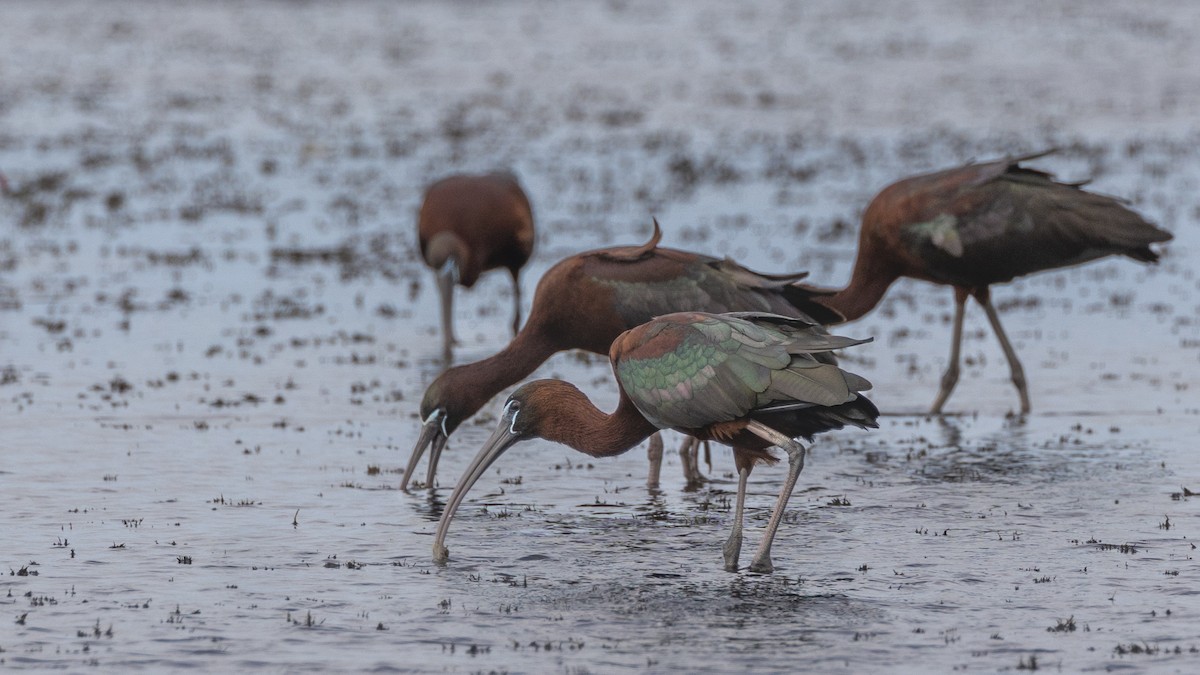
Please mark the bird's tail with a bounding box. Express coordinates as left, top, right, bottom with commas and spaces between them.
756, 395, 880, 442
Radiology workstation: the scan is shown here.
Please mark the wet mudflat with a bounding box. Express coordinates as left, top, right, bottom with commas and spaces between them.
2, 1, 1199, 672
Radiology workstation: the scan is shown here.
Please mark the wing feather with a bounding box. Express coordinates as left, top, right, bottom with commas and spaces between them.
767, 363, 853, 408
615, 313, 872, 431
897, 154, 1171, 284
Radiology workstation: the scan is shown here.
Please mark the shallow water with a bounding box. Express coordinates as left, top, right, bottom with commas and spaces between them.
3, 1, 1200, 672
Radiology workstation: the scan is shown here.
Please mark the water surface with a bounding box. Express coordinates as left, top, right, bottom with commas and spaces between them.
2, 1, 1199, 672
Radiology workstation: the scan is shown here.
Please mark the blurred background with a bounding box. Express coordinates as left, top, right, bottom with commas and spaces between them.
1, 1, 1197, 672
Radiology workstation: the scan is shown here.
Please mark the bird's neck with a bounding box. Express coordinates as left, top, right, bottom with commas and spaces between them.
450, 328, 561, 419
818, 257, 898, 323
539, 387, 659, 458
425, 232, 469, 271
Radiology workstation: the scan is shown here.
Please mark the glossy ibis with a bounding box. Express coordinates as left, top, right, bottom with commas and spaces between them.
418, 172, 535, 364
431, 311, 878, 573
811, 151, 1172, 414
406, 221, 844, 491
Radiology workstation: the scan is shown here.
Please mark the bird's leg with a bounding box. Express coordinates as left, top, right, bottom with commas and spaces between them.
695, 439, 711, 483
679, 436, 706, 486
723, 464, 751, 572
509, 269, 523, 337
677, 436, 691, 481
930, 288, 969, 414
646, 432, 664, 489
743, 420, 807, 574
978, 291, 1031, 415
436, 262, 459, 364
678, 436, 692, 481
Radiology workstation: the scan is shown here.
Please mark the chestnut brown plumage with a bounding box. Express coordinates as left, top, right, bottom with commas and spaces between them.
432, 311, 878, 573
406, 221, 844, 491
811, 151, 1172, 414
418, 172, 535, 364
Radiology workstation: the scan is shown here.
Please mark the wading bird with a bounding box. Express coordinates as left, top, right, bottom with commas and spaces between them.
406, 221, 844, 491
418, 172, 535, 364
810, 151, 1172, 414
432, 311, 878, 573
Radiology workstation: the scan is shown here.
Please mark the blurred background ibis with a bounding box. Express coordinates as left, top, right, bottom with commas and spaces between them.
810, 151, 1172, 414
418, 171, 535, 365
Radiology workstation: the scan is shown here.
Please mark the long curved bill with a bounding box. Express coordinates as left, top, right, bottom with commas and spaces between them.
402, 412, 448, 491
432, 407, 523, 563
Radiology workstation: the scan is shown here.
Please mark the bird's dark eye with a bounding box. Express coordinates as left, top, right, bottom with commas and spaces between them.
503, 399, 522, 433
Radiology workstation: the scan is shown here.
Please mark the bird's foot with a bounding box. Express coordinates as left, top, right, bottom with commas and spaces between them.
930, 367, 959, 414
1005, 408, 1029, 424
432, 543, 449, 564
722, 534, 742, 572
686, 461, 708, 484
678, 438, 708, 487
748, 554, 774, 574
646, 435, 664, 489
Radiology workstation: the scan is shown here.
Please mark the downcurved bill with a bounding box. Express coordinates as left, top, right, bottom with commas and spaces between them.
401, 414, 448, 491
432, 415, 523, 563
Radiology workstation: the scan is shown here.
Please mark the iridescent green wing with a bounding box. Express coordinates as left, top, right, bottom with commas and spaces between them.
614, 313, 869, 431
730, 312, 872, 411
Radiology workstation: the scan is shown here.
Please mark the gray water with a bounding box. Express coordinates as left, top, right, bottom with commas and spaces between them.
2, 1, 1199, 672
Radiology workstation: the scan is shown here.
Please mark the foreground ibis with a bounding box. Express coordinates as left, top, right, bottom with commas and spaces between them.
406, 221, 844, 491
432, 311, 878, 573
811, 151, 1172, 414
418, 172, 535, 364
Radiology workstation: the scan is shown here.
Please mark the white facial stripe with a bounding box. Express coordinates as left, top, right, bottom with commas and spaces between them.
425, 409, 448, 437
503, 399, 520, 435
